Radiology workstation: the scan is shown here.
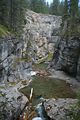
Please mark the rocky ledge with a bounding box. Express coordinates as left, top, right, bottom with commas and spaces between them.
0, 84, 28, 120
44, 98, 78, 120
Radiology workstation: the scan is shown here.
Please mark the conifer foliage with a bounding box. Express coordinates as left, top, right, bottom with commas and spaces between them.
0, 0, 49, 34
0, 0, 27, 33
30, 0, 49, 14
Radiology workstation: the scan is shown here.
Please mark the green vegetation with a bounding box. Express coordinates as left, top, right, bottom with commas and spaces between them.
47, 52, 53, 61
61, 16, 80, 38
0, 24, 9, 36
50, 0, 64, 16
30, 0, 49, 14
67, 92, 80, 120
35, 52, 53, 64
32, 53, 53, 70
20, 76, 76, 99
32, 62, 48, 70
0, 0, 50, 36
16, 57, 31, 62
1, 0, 79, 37
0, 0, 27, 35
64, 0, 68, 16
61, 0, 80, 38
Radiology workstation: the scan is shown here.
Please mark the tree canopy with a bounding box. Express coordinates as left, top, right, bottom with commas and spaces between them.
0, 0, 80, 36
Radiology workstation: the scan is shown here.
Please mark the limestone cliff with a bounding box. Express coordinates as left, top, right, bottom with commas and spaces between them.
0, 35, 30, 120
0, 10, 61, 120
23, 10, 61, 62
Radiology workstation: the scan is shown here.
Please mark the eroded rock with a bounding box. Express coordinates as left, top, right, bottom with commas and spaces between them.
0, 85, 28, 120
44, 98, 78, 120
50, 37, 80, 81
23, 10, 61, 62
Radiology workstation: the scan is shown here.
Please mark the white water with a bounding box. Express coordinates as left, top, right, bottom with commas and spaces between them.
32, 117, 42, 120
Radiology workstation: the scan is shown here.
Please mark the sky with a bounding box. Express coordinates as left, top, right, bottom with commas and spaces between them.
46, 0, 53, 4
46, 0, 64, 4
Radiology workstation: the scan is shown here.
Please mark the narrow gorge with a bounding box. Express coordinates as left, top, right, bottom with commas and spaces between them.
0, 9, 80, 120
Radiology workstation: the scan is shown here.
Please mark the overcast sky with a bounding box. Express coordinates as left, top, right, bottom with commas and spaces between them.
46, 0, 53, 4
46, 0, 64, 4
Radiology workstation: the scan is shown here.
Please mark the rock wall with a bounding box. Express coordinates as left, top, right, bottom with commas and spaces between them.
0, 10, 62, 86
23, 10, 61, 61
50, 37, 80, 81
0, 10, 62, 119
0, 35, 31, 120
0, 36, 32, 83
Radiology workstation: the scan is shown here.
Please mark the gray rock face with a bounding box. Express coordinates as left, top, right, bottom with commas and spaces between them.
44, 98, 77, 120
0, 85, 28, 120
0, 36, 32, 82
0, 35, 31, 120
0, 10, 61, 120
23, 10, 61, 61
50, 37, 80, 81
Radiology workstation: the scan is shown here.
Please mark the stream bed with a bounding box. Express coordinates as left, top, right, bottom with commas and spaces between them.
19, 63, 77, 120
20, 76, 76, 100
19, 76, 76, 120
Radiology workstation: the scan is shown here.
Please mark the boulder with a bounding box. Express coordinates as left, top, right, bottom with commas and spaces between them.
0, 85, 28, 120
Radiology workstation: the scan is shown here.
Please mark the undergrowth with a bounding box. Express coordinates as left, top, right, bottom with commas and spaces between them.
67, 92, 80, 120
0, 24, 9, 36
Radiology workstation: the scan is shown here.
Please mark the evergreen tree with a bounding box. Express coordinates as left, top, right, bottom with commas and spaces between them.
61, 0, 80, 37
50, 0, 64, 16
64, 0, 68, 15
30, 0, 49, 13
50, 0, 59, 15
0, 0, 27, 34
58, 1, 64, 16
70, 0, 79, 17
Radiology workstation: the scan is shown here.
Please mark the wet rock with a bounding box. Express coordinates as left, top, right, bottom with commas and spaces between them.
50, 37, 80, 81
44, 98, 78, 120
